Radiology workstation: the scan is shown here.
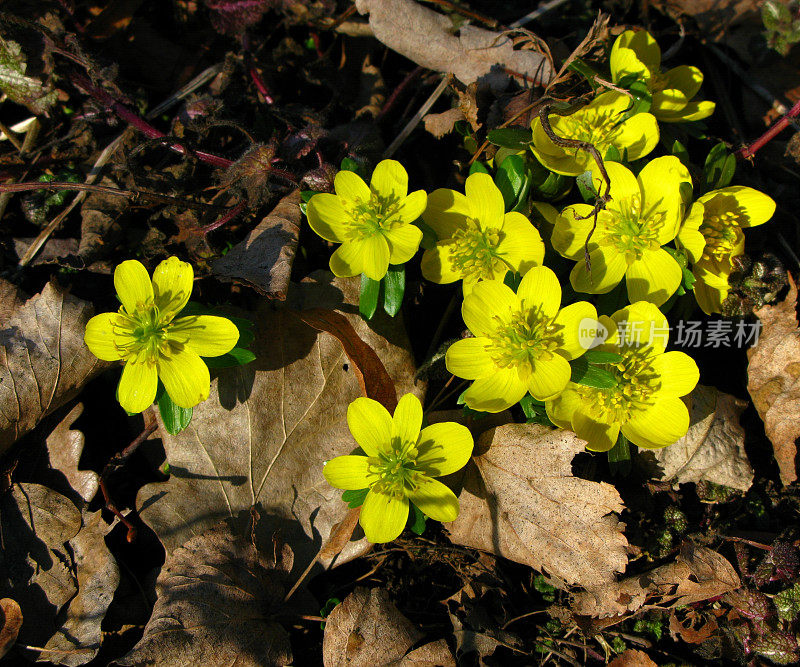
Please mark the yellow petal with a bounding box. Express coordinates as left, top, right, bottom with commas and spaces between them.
570, 248, 628, 294
516, 265, 561, 319
693, 269, 727, 315
330, 240, 366, 278
663, 65, 703, 99
170, 315, 239, 357
574, 411, 621, 452
651, 351, 699, 397
612, 302, 669, 353
416, 422, 474, 477
615, 29, 660, 69
677, 202, 706, 263
445, 337, 495, 380
462, 367, 527, 413
118, 358, 158, 413
422, 188, 471, 240
392, 393, 423, 448
384, 224, 422, 264
497, 212, 544, 274
157, 348, 210, 409
552, 205, 606, 260
698, 186, 776, 228
307, 193, 349, 242
392, 190, 427, 225
652, 88, 688, 115
360, 489, 409, 543
85, 312, 124, 361
610, 44, 649, 83
594, 161, 640, 210
114, 260, 154, 314
612, 112, 659, 161
462, 280, 519, 336
637, 155, 692, 243
465, 172, 504, 228
347, 397, 392, 456
530, 126, 590, 177
625, 248, 681, 306
621, 396, 690, 448
370, 159, 408, 199
407, 476, 459, 523
552, 301, 598, 360
152, 257, 194, 317
659, 100, 715, 123
361, 236, 391, 281
591, 90, 635, 116
420, 242, 461, 284
545, 385, 583, 430
322, 455, 376, 490
334, 169, 370, 201
528, 353, 571, 401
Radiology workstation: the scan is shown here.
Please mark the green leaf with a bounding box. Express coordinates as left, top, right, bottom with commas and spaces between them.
157, 386, 193, 435
487, 127, 533, 150
469, 161, 489, 175
519, 394, 553, 426
359, 274, 380, 320
495, 154, 526, 210
0, 38, 58, 114
409, 503, 427, 535
604, 145, 622, 162
383, 265, 405, 316
340, 157, 364, 176
567, 57, 601, 89
569, 357, 618, 388
204, 347, 257, 368
530, 159, 570, 200
342, 488, 369, 508
576, 170, 598, 202
503, 271, 522, 291
702, 142, 737, 190
607, 432, 631, 476
583, 349, 622, 364
671, 139, 690, 169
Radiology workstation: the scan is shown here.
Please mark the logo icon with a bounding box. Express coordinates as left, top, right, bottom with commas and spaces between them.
578, 318, 608, 349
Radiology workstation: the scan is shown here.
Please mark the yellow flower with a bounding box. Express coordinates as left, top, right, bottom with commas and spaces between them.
323, 394, 473, 544
611, 29, 715, 123
546, 302, 699, 452
445, 266, 597, 412
420, 173, 545, 294
307, 159, 427, 281
552, 156, 691, 306
530, 91, 659, 176
84, 258, 239, 414
677, 186, 776, 314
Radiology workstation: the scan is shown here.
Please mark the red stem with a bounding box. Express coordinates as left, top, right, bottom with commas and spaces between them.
249, 66, 275, 104
736, 98, 800, 160
200, 200, 246, 233
376, 66, 423, 122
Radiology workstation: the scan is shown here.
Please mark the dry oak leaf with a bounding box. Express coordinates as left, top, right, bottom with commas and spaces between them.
652, 385, 753, 492
446, 424, 628, 590
0, 283, 108, 456
43, 403, 100, 503
354, 0, 553, 87
0, 598, 22, 659
748, 275, 800, 484
570, 543, 740, 618
117, 523, 294, 667
212, 189, 301, 300
323, 587, 454, 667
608, 649, 658, 667
136, 272, 421, 567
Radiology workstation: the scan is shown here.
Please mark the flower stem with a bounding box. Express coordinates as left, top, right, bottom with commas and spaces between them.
736, 98, 800, 160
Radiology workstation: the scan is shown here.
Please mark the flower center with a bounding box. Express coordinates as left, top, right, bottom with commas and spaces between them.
700, 212, 741, 262
368, 441, 420, 497
449, 218, 505, 280
553, 107, 619, 155
598, 194, 663, 261
577, 347, 660, 422
343, 191, 403, 241
114, 301, 178, 361
486, 308, 561, 370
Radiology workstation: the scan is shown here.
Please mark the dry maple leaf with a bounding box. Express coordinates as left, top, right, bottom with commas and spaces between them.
136, 272, 421, 567
652, 385, 753, 492
323, 588, 454, 667
747, 276, 800, 484
447, 423, 628, 591
0, 283, 109, 456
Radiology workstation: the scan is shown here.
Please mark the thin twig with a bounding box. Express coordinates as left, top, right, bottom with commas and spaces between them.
376, 66, 423, 122
0, 119, 23, 152
510, 0, 571, 28
737, 98, 800, 160
384, 74, 452, 157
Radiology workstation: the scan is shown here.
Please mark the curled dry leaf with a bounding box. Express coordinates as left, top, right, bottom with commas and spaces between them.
652, 385, 753, 492
447, 424, 628, 591
0, 598, 22, 659
117, 523, 294, 667
570, 543, 740, 619
747, 276, 800, 484
0, 283, 109, 456
211, 189, 302, 300
136, 272, 421, 568
323, 587, 454, 667
44, 403, 100, 503
354, 0, 553, 87
423, 84, 481, 138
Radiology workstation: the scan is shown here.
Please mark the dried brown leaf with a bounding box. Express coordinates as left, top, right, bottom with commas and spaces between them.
355, 0, 553, 86
608, 649, 658, 667
423, 108, 466, 139
44, 403, 100, 503
447, 424, 628, 590
570, 543, 740, 618
212, 189, 301, 300
117, 523, 294, 667
0, 283, 109, 456
136, 273, 421, 567
652, 385, 753, 492
747, 276, 800, 484
323, 588, 454, 667
0, 598, 22, 659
